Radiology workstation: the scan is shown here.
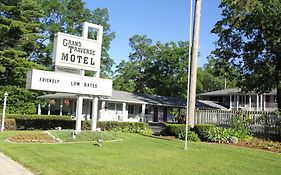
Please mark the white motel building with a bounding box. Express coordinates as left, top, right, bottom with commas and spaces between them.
38, 90, 227, 123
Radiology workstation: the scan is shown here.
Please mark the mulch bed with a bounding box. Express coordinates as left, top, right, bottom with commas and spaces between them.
8, 133, 56, 143
235, 138, 281, 153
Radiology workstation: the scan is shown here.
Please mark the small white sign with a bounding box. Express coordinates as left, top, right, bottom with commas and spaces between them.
52, 32, 102, 72
26, 69, 112, 96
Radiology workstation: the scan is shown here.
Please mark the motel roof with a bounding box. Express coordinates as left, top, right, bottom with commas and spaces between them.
39, 90, 226, 109
198, 88, 277, 96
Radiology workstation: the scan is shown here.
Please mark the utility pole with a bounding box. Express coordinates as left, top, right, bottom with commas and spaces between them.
188, 0, 202, 128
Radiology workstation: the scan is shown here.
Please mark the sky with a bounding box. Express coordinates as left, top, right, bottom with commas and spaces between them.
84, 0, 222, 68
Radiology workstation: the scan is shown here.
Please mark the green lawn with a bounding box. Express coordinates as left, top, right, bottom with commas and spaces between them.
0, 131, 281, 175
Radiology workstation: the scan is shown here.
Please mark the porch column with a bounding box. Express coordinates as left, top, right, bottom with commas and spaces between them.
229, 95, 232, 110
236, 95, 239, 111
141, 104, 146, 122
75, 97, 83, 133
101, 101, 106, 109
48, 103, 51, 115
260, 94, 263, 111
87, 100, 91, 120
122, 103, 127, 121
256, 95, 259, 111
91, 97, 98, 131
249, 95, 252, 111
263, 95, 266, 111
37, 104, 41, 115
60, 99, 63, 116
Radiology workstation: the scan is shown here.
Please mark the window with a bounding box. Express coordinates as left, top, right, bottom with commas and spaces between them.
128, 104, 134, 114
139, 105, 142, 114
108, 103, 115, 111
116, 104, 122, 111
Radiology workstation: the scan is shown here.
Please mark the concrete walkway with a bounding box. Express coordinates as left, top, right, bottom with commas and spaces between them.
0, 153, 33, 175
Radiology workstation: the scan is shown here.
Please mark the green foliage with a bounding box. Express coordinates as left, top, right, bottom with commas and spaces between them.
193, 124, 216, 141
204, 126, 252, 143
204, 127, 230, 143
231, 114, 252, 139
6, 114, 72, 120
201, 56, 238, 91
161, 124, 186, 137
82, 121, 153, 135
212, 0, 281, 110
114, 35, 190, 97
187, 131, 201, 142
0, 0, 43, 55
160, 123, 200, 142
193, 122, 252, 143
4, 114, 73, 130
0, 51, 48, 87
0, 86, 46, 114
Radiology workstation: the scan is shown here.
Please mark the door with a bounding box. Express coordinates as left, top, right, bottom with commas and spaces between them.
163, 107, 168, 122
153, 106, 158, 122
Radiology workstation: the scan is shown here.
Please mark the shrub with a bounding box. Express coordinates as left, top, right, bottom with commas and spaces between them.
205, 127, 230, 143
187, 131, 201, 142
160, 124, 187, 137
193, 124, 216, 141
201, 126, 251, 143
82, 121, 153, 135
160, 123, 200, 142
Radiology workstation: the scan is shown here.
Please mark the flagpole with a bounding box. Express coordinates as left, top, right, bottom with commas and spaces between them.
185, 0, 193, 150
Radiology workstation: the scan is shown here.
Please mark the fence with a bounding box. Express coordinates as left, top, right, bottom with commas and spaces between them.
195, 110, 281, 136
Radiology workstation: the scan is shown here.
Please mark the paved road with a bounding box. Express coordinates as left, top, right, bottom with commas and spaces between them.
0, 153, 33, 175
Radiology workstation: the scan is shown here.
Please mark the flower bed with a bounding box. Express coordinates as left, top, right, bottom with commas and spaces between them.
8, 133, 56, 143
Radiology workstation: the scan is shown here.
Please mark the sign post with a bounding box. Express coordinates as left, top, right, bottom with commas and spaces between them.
1, 92, 8, 132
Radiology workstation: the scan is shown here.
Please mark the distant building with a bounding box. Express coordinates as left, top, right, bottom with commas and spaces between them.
198, 88, 277, 111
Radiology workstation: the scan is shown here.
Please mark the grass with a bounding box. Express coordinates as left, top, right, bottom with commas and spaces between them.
0, 131, 280, 175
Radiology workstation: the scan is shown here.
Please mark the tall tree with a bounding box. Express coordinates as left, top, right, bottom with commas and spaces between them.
212, 0, 281, 110
114, 35, 189, 98
0, 0, 47, 114
0, 0, 46, 87
36, 0, 115, 77
0, 0, 42, 56
203, 56, 238, 89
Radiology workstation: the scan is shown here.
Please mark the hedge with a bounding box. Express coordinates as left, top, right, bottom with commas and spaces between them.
6, 114, 72, 120
160, 124, 188, 137
1, 114, 152, 135
82, 121, 153, 135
